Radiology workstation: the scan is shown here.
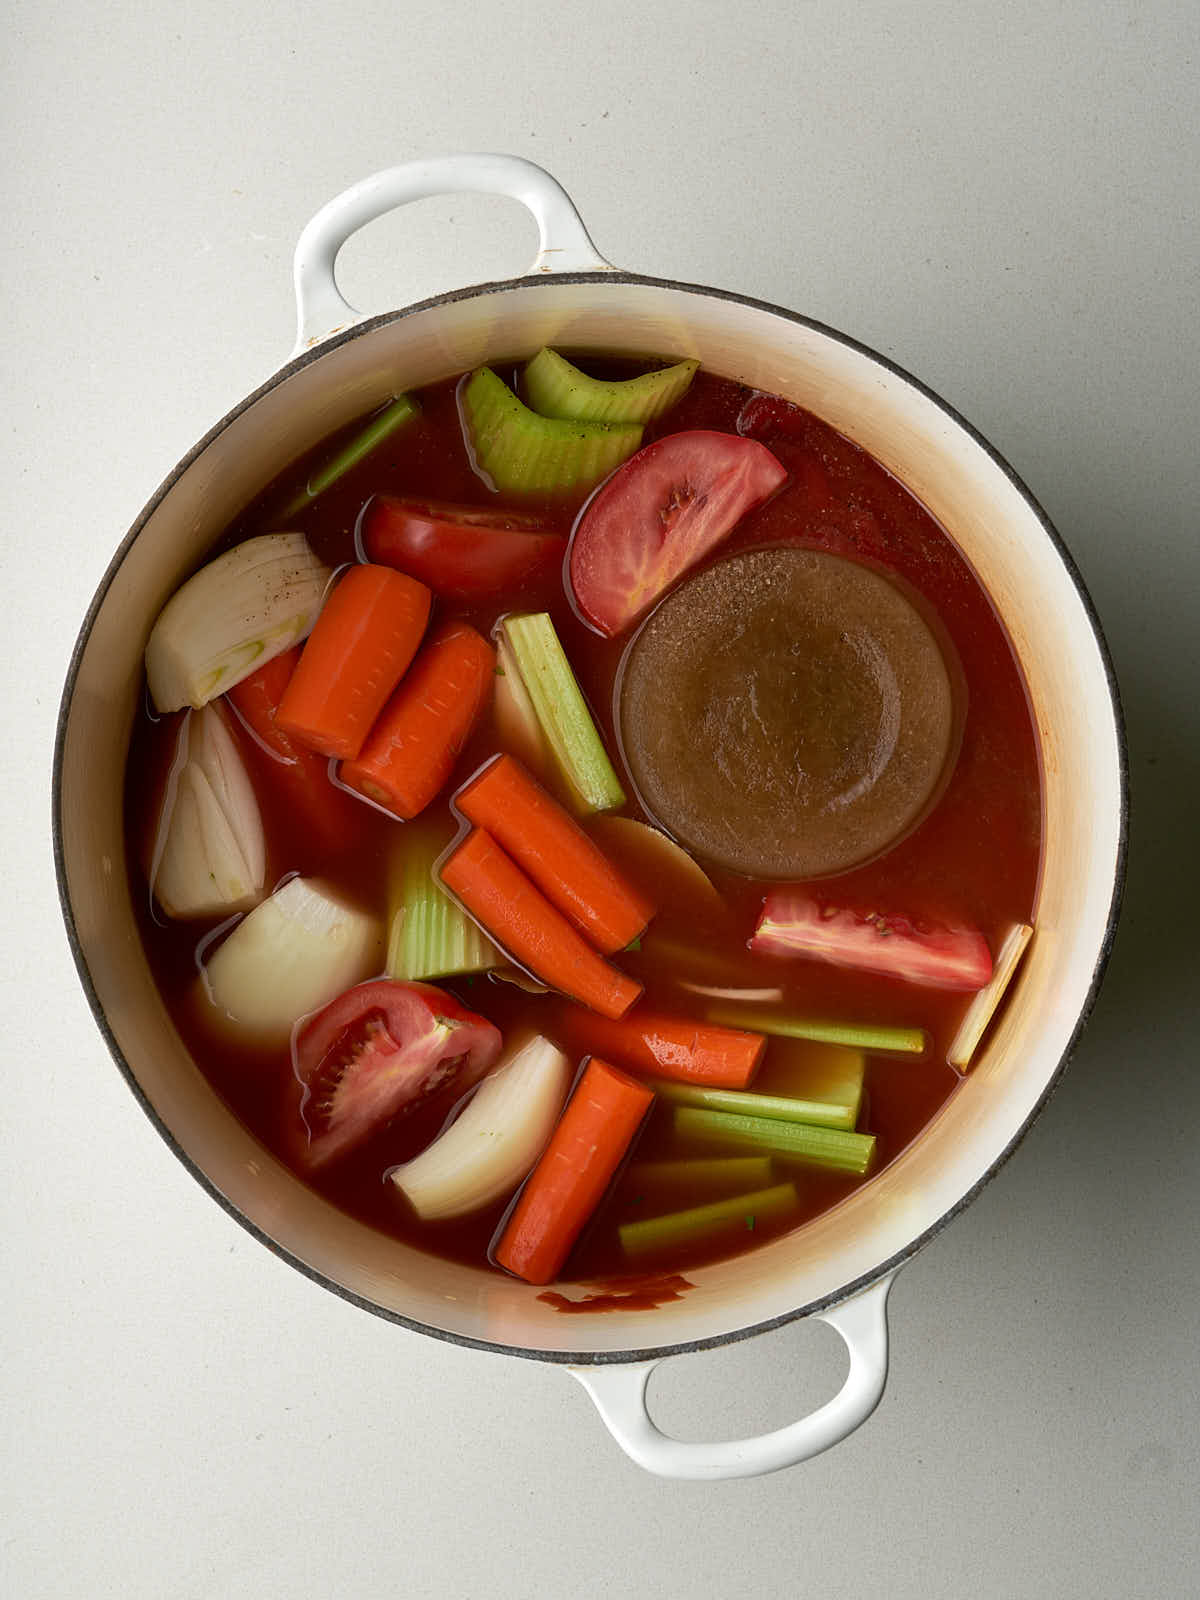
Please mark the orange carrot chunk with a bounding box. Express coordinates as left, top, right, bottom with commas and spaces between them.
493, 1057, 654, 1284
225, 648, 363, 850
339, 621, 495, 819
439, 829, 642, 1020
553, 1004, 765, 1088
454, 754, 655, 954
275, 564, 431, 760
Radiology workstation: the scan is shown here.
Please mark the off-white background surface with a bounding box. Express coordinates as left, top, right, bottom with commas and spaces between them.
4, 3, 1198, 1596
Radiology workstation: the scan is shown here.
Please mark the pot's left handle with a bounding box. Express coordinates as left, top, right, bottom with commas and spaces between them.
291, 153, 616, 355
567, 1272, 896, 1481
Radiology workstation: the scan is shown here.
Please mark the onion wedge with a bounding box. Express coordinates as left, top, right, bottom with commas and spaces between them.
151, 704, 266, 918
203, 876, 383, 1042
676, 982, 784, 1004
145, 532, 332, 711
389, 1034, 572, 1220
585, 816, 724, 922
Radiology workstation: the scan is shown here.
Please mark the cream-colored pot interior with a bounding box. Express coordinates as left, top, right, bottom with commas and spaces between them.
57, 275, 1124, 1359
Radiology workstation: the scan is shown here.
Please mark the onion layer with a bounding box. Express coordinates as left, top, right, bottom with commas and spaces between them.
151, 704, 266, 919
203, 876, 382, 1042
389, 1034, 572, 1221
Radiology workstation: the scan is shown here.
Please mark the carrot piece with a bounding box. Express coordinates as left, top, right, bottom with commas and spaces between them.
454, 755, 655, 954
339, 621, 495, 819
553, 1004, 765, 1088
439, 829, 642, 1020
493, 1057, 653, 1284
275, 563, 431, 759
225, 648, 363, 850
227, 645, 300, 715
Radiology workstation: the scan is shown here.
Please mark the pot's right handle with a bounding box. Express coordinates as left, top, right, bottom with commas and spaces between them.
568, 1271, 896, 1481
292, 153, 615, 355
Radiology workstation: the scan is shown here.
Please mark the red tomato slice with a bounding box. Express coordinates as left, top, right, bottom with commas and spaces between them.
361, 496, 566, 597
751, 894, 993, 991
292, 979, 502, 1169
567, 430, 787, 636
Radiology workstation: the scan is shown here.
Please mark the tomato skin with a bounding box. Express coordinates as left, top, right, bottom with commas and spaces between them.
361, 495, 566, 597
293, 979, 502, 1169
751, 895, 993, 990
567, 430, 787, 637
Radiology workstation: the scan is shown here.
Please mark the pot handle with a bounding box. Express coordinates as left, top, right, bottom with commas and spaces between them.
567, 1271, 896, 1481
291, 153, 615, 353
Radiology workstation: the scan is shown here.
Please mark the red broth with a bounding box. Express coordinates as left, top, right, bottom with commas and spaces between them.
124, 359, 1042, 1285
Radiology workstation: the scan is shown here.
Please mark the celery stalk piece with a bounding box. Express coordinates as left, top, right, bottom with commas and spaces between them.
498, 613, 625, 814
947, 923, 1034, 1070
493, 632, 557, 789
705, 1004, 925, 1056
460, 366, 642, 497
390, 1035, 572, 1220
523, 348, 700, 425
202, 876, 383, 1044
386, 822, 500, 982
625, 1156, 774, 1193
674, 1106, 877, 1176
619, 1182, 798, 1258
145, 533, 332, 712
276, 395, 420, 519
649, 1079, 859, 1132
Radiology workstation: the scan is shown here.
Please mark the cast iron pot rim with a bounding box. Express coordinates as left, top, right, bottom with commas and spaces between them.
52, 268, 1130, 1367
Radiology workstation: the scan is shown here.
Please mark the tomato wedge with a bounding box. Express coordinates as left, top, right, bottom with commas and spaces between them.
567, 430, 787, 636
292, 980, 502, 1169
360, 496, 566, 597
751, 894, 993, 991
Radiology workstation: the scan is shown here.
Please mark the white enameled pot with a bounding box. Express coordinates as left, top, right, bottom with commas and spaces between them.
54, 154, 1126, 1480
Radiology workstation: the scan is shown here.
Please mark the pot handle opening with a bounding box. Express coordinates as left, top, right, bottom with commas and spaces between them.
291, 153, 615, 353
567, 1271, 896, 1481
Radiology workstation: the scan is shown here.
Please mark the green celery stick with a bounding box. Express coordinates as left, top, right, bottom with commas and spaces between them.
674, 1107, 876, 1176
625, 1156, 774, 1192
620, 1182, 798, 1257
523, 348, 699, 425
499, 613, 624, 814
386, 822, 499, 982
649, 1079, 858, 1132
461, 366, 641, 497
706, 1004, 925, 1055
277, 395, 419, 518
